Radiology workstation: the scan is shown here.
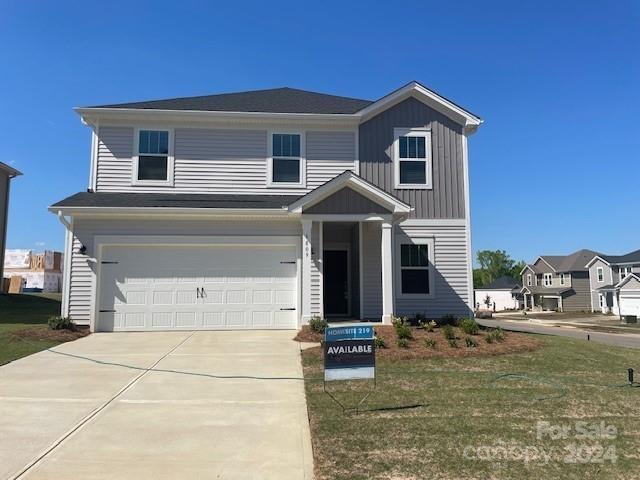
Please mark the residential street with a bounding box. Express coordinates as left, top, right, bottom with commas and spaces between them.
478, 317, 640, 349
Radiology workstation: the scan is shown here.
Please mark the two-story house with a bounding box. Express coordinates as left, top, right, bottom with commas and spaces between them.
49, 82, 482, 332
586, 249, 640, 315
520, 249, 597, 312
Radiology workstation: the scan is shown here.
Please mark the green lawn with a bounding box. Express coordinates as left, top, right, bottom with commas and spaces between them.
0, 293, 63, 365
302, 335, 640, 479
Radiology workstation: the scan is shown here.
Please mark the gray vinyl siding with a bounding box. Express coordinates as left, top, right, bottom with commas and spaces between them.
304, 187, 392, 214
588, 259, 613, 312
95, 126, 134, 191
0, 171, 10, 280
561, 272, 592, 311
361, 222, 382, 319
66, 218, 301, 325
95, 126, 356, 194
359, 97, 465, 219
394, 223, 472, 318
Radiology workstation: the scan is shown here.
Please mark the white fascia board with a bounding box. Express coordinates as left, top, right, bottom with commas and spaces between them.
615, 273, 640, 289
48, 206, 292, 218
357, 82, 483, 128
75, 107, 361, 128
585, 255, 610, 268
288, 172, 411, 214
519, 264, 536, 275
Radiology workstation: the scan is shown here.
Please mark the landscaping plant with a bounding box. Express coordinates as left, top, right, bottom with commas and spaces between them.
392, 316, 413, 340
374, 336, 387, 349
309, 316, 328, 334
459, 317, 479, 335
424, 338, 437, 349
441, 324, 456, 340
47, 316, 75, 331
419, 319, 437, 332
397, 337, 410, 348
465, 336, 478, 348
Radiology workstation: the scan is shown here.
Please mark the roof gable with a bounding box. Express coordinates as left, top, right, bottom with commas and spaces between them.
304, 187, 392, 215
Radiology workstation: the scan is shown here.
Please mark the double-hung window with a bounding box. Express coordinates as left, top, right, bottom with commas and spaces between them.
397, 239, 434, 296
543, 273, 553, 287
559, 273, 566, 286
270, 133, 303, 186
394, 128, 432, 189
136, 130, 171, 183
620, 266, 632, 282
597, 267, 604, 283
527, 274, 532, 287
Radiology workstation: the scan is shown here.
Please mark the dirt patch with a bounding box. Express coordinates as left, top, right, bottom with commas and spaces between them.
297, 325, 541, 360
9, 325, 90, 343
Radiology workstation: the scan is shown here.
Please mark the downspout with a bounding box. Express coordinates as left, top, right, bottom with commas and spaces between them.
55, 210, 73, 317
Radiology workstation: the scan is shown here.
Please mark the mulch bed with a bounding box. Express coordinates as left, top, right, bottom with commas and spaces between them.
295, 325, 542, 360
9, 325, 90, 343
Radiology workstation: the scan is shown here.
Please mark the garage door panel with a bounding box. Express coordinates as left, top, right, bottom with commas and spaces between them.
98, 244, 298, 331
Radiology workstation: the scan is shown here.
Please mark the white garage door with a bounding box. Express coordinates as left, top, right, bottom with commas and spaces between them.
97, 244, 298, 331
620, 293, 640, 317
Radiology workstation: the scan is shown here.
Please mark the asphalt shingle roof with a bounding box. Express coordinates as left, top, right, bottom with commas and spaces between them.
51, 192, 302, 210
89, 87, 373, 114
528, 249, 600, 273
600, 249, 640, 265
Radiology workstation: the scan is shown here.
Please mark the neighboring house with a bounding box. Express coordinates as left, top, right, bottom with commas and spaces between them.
49, 82, 483, 332
586, 249, 640, 316
520, 249, 597, 312
474, 276, 522, 311
3, 250, 63, 292
0, 162, 22, 286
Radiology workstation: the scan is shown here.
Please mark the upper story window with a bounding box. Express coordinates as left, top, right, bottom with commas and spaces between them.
559, 273, 565, 285
543, 273, 553, 286
393, 128, 432, 189
135, 129, 172, 184
269, 133, 304, 186
597, 267, 604, 283
620, 266, 632, 282
527, 274, 532, 286
396, 238, 434, 297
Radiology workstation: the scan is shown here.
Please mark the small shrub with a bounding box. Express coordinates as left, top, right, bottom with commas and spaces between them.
459, 318, 479, 335
465, 336, 478, 348
419, 320, 437, 332
448, 338, 458, 348
397, 337, 410, 348
374, 336, 387, 349
392, 316, 413, 340
485, 327, 506, 344
424, 338, 437, 349
441, 324, 456, 340
438, 314, 458, 326
48, 316, 75, 331
309, 316, 328, 334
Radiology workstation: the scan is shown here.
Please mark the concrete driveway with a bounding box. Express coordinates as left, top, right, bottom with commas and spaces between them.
0, 331, 313, 479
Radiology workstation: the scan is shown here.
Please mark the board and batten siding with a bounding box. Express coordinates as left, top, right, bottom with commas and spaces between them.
66, 218, 302, 325
310, 222, 322, 316
361, 222, 382, 319
94, 126, 356, 194
359, 97, 466, 219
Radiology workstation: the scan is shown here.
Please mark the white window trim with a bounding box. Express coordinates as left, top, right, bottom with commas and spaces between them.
543, 273, 553, 287
132, 127, 174, 186
527, 274, 532, 286
597, 266, 604, 283
267, 130, 306, 188
559, 273, 566, 286
393, 127, 433, 190
395, 236, 435, 299
620, 266, 631, 282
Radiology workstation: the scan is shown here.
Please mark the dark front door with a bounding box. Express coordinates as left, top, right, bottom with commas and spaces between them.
324, 250, 349, 316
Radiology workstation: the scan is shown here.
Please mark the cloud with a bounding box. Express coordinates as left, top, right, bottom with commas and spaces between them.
35, 241, 46, 247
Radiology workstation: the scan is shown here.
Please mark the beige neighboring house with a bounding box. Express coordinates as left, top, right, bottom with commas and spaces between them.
3, 250, 64, 292
0, 162, 22, 286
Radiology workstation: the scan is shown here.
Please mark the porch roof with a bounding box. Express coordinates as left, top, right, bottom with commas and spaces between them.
521, 286, 572, 295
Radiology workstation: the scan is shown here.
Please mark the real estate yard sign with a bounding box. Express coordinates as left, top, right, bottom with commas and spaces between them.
324, 325, 375, 381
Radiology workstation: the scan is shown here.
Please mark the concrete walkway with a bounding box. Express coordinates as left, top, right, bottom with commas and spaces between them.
0, 331, 313, 480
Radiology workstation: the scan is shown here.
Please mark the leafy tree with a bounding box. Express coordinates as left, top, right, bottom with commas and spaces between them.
473, 250, 525, 288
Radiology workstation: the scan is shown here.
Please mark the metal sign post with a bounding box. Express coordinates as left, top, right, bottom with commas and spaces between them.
323, 325, 376, 413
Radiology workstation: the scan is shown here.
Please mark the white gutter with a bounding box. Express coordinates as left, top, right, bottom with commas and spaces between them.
48, 205, 294, 217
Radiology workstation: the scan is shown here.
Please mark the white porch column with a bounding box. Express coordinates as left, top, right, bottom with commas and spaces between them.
558, 296, 564, 312
301, 219, 313, 323
381, 222, 394, 324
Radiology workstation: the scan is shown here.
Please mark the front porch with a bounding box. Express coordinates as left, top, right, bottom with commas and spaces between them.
291, 172, 413, 325
522, 287, 570, 312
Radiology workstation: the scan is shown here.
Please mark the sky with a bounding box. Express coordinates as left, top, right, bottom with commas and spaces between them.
0, 0, 638, 265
